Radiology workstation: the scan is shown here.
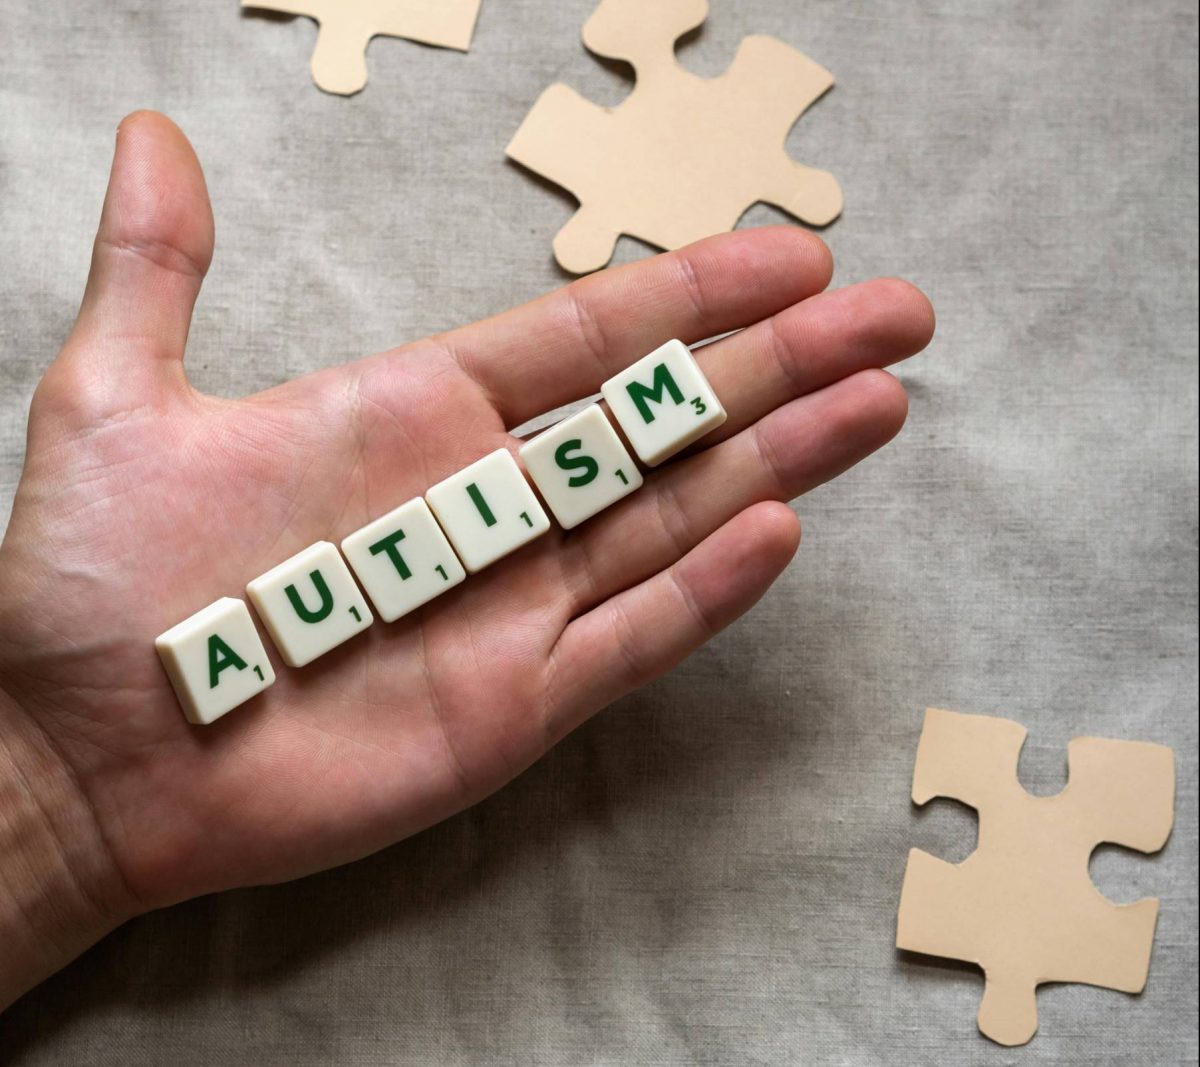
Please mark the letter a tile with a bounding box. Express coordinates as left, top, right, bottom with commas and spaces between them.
155, 597, 275, 725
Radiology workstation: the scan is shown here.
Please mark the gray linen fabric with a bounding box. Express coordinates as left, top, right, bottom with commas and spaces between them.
0, 0, 1196, 1063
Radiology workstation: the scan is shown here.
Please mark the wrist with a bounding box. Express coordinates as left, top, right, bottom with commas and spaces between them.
0, 685, 140, 1010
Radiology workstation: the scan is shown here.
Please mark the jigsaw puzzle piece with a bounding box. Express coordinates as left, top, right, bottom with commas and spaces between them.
507, 0, 843, 272
245, 0, 481, 95
898, 708, 1175, 1047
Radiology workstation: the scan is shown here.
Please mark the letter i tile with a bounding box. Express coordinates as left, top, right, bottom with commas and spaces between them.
425, 449, 550, 573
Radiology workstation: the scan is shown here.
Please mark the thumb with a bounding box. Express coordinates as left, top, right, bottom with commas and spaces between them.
51, 111, 214, 414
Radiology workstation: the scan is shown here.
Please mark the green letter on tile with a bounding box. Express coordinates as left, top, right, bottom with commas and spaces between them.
208, 634, 247, 689
466, 482, 498, 527
369, 529, 412, 581
554, 438, 600, 487
626, 362, 684, 425
285, 570, 335, 624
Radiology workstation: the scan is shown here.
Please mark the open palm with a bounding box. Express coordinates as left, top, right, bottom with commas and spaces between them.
0, 114, 933, 934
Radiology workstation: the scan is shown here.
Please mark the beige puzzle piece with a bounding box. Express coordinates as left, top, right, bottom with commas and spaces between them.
897, 708, 1175, 1046
244, 0, 481, 95
506, 0, 842, 273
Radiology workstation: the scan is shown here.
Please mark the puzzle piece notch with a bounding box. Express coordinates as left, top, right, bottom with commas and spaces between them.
506, 0, 842, 273
897, 708, 1175, 1046
245, 0, 481, 95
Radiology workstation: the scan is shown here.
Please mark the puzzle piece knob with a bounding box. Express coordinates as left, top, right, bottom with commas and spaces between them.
310, 20, 373, 95
582, 0, 707, 69
977, 969, 1039, 1047
554, 203, 620, 275
779, 166, 844, 227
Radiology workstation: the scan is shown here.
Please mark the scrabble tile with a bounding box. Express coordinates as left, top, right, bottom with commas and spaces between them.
425, 449, 551, 573
155, 597, 275, 725
519, 404, 644, 530
600, 338, 727, 466
341, 498, 466, 623
246, 541, 373, 667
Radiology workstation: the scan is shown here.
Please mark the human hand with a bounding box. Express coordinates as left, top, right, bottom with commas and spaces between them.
0, 112, 933, 1007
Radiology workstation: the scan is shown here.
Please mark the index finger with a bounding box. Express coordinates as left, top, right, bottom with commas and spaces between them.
436, 227, 833, 428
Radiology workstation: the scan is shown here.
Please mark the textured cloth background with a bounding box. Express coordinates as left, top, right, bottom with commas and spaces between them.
0, 0, 1196, 1063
